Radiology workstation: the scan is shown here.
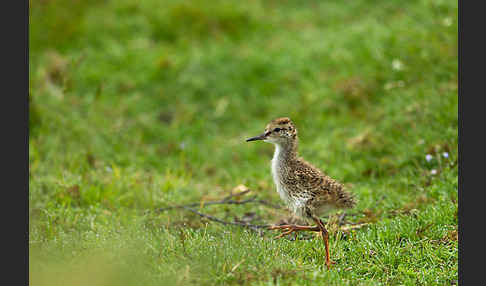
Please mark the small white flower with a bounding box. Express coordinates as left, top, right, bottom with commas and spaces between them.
443, 17, 453, 27
425, 154, 433, 162
384, 81, 405, 91
179, 142, 186, 149
442, 152, 449, 158
430, 169, 437, 175
384, 82, 394, 90
392, 59, 403, 71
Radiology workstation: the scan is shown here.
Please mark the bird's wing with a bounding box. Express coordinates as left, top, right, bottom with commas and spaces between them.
290, 160, 337, 195
290, 159, 354, 208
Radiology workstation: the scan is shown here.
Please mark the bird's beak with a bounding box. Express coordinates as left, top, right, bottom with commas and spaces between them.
246, 132, 268, 142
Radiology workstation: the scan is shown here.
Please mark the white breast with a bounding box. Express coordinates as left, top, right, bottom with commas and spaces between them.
271, 144, 289, 202
272, 144, 293, 206
271, 144, 307, 218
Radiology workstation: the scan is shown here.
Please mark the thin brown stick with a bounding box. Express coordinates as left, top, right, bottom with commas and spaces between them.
150, 190, 281, 231
182, 207, 271, 230
155, 192, 281, 213
155, 197, 260, 212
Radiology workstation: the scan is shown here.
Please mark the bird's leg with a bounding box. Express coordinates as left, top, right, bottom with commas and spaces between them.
268, 224, 320, 231
313, 217, 336, 269
268, 224, 320, 239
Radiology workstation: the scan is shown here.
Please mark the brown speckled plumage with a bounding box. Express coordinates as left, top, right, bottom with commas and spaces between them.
246, 117, 356, 269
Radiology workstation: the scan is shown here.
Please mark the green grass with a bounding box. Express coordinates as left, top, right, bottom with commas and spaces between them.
29, 0, 458, 285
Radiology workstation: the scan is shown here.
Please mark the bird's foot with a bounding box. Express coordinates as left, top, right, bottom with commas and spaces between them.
268, 224, 320, 239
325, 259, 336, 269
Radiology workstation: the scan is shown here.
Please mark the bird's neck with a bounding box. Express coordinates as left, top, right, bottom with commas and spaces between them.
273, 139, 298, 162
271, 139, 298, 204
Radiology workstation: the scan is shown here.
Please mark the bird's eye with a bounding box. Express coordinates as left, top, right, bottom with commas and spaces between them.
273, 128, 281, 132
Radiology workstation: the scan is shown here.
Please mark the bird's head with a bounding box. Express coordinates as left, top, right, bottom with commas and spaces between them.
246, 117, 297, 145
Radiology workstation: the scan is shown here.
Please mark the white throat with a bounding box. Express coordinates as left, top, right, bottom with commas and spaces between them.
271, 143, 289, 203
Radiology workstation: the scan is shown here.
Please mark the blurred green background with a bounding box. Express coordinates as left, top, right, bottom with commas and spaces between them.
29, 0, 457, 285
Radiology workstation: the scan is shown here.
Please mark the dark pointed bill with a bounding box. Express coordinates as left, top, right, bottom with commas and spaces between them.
246, 133, 267, 142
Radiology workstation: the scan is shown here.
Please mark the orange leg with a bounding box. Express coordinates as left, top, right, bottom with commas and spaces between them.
269, 220, 336, 269
268, 224, 320, 239
314, 218, 336, 269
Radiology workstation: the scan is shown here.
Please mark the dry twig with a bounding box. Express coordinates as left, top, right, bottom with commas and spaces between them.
153, 189, 279, 230
182, 207, 271, 230
155, 190, 281, 213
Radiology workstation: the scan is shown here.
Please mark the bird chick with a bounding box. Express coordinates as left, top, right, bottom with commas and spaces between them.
247, 117, 356, 268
